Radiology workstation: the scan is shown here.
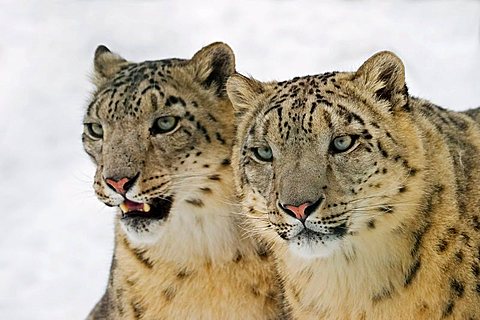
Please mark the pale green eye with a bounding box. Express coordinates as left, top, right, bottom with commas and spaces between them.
331, 135, 356, 153
253, 146, 273, 162
85, 123, 103, 140
151, 116, 179, 134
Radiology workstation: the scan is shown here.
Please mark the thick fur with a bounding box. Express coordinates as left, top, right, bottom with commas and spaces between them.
227, 51, 480, 319
83, 43, 284, 319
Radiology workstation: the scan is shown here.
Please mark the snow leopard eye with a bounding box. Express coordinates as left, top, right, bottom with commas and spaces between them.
252, 146, 273, 162
331, 135, 358, 153
151, 116, 179, 135
85, 123, 104, 140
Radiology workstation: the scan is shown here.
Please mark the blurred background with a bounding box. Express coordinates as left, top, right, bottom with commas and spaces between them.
0, 1, 479, 319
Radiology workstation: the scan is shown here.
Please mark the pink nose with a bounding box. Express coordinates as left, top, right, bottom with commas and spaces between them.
283, 202, 311, 220
105, 177, 131, 195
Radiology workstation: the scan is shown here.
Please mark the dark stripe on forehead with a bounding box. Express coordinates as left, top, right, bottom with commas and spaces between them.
276, 107, 284, 136
316, 98, 332, 107
322, 108, 333, 128
351, 112, 365, 125
165, 96, 186, 107
333, 104, 366, 126
141, 84, 162, 95
276, 107, 283, 122
309, 101, 318, 115
264, 104, 283, 117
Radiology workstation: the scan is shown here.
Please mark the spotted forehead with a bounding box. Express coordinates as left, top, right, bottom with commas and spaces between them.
86, 58, 188, 119
263, 72, 340, 116
256, 72, 366, 136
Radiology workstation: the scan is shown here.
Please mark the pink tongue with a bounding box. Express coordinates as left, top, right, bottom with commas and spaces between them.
124, 200, 144, 211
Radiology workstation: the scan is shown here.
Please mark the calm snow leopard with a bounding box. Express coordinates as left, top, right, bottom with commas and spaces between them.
227, 51, 480, 319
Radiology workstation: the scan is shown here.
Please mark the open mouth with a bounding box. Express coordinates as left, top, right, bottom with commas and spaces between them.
119, 197, 173, 220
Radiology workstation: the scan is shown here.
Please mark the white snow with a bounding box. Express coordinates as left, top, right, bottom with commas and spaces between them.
0, 1, 478, 319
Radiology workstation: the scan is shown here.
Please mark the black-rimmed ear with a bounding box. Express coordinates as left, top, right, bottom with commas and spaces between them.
93, 45, 128, 87
354, 51, 408, 111
190, 42, 235, 97
226, 73, 266, 115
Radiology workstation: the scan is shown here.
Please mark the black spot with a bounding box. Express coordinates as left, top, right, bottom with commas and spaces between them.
131, 301, 144, 320
234, 251, 243, 263
186, 112, 195, 122
185, 198, 204, 207
200, 187, 212, 193
256, 245, 270, 260
207, 113, 218, 122
163, 286, 176, 302
437, 239, 448, 253
221, 158, 231, 166
165, 95, 180, 107
363, 131, 373, 139
447, 227, 457, 235
380, 205, 394, 213
472, 216, 480, 231
251, 285, 260, 296
442, 301, 455, 318
208, 174, 221, 181
472, 263, 479, 277
177, 269, 191, 279
196, 121, 211, 143
450, 279, 464, 297
367, 220, 376, 229
401, 100, 412, 112
215, 132, 226, 144
455, 251, 464, 263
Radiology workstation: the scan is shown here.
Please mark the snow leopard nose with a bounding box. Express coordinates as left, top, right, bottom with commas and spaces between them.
279, 197, 324, 221
105, 174, 139, 195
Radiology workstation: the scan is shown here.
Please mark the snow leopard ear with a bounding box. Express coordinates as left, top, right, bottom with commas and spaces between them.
226, 73, 267, 117
354, 51, 409, 111
190, 42, 236, 97
93, 45, 128, 87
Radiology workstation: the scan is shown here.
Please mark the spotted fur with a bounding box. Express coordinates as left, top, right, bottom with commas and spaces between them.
227, 51, 480, 319
84, 43, 284, 319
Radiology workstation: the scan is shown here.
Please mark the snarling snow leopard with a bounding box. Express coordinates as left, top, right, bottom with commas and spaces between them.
83, 43, 284, 319
227, 51, 480, 319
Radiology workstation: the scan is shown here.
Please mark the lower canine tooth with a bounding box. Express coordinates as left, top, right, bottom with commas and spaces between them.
120, 203, 128, 213
143, 203, 151, 212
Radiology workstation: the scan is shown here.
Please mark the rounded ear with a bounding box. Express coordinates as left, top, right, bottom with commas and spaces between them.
190, 42, 235, 97
226, 73, 266, 115
93, 45, 128, 87
354, 51, 408, 110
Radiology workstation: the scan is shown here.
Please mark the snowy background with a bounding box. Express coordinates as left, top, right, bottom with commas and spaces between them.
0, 1, 479, 319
